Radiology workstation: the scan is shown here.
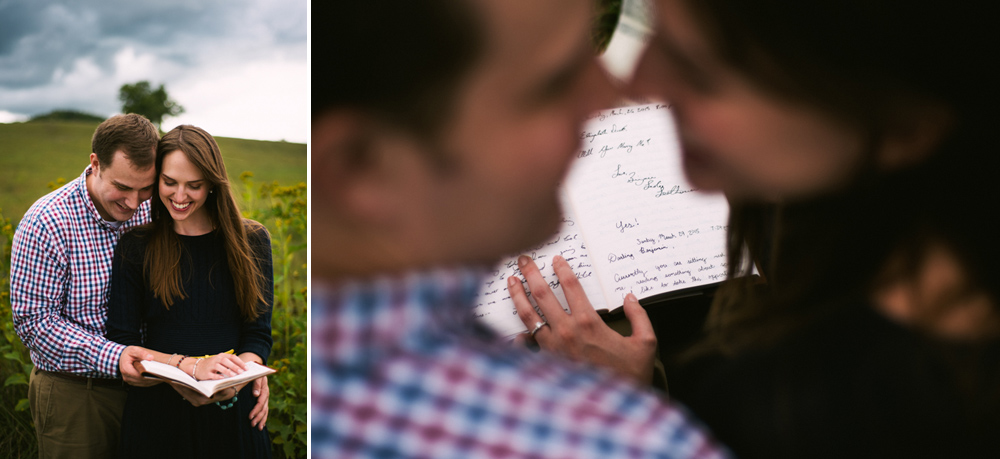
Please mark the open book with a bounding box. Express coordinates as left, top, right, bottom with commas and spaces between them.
473, 104, 732, 339
135, 360, 276, 398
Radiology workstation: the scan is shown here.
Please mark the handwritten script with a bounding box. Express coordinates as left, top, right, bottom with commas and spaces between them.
474, 104, 730, 339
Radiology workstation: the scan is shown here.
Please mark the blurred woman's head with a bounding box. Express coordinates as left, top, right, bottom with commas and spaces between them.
632, 0, 995, 202
637, 0, 1000, 345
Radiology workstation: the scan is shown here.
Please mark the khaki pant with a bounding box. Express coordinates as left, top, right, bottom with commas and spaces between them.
28, 367, 128, 459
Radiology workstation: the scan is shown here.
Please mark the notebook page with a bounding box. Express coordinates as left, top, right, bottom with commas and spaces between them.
472, 194, 607, 339
564, 104, 730, 309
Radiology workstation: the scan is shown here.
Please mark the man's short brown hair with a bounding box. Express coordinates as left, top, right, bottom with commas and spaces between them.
314, 0, 484, 141
91, 114, 159, 169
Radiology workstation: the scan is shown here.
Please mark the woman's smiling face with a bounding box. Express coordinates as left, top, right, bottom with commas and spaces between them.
159, 149, 212, 231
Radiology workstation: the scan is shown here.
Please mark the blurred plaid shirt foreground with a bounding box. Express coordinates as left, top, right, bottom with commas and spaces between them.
311, 268, 728, 458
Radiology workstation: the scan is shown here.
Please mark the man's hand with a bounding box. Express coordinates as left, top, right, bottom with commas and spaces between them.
509, 255, 658, 384
237, 352, 270, 430
119, 345, 160, 387
249, 376, 269, 430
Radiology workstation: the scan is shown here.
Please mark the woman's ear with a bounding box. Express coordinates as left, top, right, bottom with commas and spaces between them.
876, 103, 954, 169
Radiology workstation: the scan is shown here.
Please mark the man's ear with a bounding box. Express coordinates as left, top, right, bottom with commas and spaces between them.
312, 110, 421, 226
90, 153, 101, 174
876, 103, 954, 169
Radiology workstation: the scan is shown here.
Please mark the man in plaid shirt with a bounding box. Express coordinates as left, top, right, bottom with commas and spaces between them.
310, 1, 729, 457
10, 114, 163, 458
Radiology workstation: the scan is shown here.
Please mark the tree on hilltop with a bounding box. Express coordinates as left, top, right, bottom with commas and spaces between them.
118, 81, 184, 130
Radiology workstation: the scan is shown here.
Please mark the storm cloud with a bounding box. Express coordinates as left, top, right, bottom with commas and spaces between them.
0, 0, 306, 142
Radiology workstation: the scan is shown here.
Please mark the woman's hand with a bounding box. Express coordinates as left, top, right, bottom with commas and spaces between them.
189, 353, 247, 381
167, 382, 239, 407
509, 255, 658, 384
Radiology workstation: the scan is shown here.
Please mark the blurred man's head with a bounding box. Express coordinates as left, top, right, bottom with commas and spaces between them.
312, 0, 615, 278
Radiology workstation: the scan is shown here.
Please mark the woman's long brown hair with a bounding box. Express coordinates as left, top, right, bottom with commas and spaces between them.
144, 125, 269, 321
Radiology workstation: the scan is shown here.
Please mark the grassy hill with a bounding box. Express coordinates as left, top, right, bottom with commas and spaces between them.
0, 121, 306, 224
0, 120, 308, 458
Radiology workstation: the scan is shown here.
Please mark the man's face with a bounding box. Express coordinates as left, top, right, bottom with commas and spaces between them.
88, 150, 156, 222
409, 0, 616, 264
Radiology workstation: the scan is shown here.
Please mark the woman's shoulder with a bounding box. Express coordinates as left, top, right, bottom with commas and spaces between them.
241, 219, 271, 245
242, 218, 269, 235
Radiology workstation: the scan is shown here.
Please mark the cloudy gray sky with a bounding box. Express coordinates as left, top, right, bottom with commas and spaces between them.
0, 0, 307, 143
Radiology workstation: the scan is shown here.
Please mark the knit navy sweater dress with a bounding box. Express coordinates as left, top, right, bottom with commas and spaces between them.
107, 223, 273, 459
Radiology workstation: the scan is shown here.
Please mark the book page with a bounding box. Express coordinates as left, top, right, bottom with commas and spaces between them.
473, 104, 729, 339
472, 194, 607, 339
137, 360, 276, 398
565, 104, 730, 308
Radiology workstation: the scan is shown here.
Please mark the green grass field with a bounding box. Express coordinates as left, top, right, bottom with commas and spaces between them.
0, 120, 308, 457
0, 121, 306, 223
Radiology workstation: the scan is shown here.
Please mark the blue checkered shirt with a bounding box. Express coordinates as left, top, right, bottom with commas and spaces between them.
312, 269, 729, 458
11, 166, 151, 378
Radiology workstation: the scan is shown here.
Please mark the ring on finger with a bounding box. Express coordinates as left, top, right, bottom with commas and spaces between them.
530, 320, 549, 337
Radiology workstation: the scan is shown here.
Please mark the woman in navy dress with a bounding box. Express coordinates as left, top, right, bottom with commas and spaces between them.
107, 124, 273, 458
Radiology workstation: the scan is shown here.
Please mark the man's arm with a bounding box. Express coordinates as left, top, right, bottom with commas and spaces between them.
10, 216, 126, 377
237, 224, 275, 365
236, 225, 273, 430
238, 352, 269, 430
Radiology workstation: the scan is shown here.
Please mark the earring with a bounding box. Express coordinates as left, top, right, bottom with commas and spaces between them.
210, 190, 214, 194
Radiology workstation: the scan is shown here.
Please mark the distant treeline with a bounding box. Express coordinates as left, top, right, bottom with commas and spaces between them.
29, 110, 105, 123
